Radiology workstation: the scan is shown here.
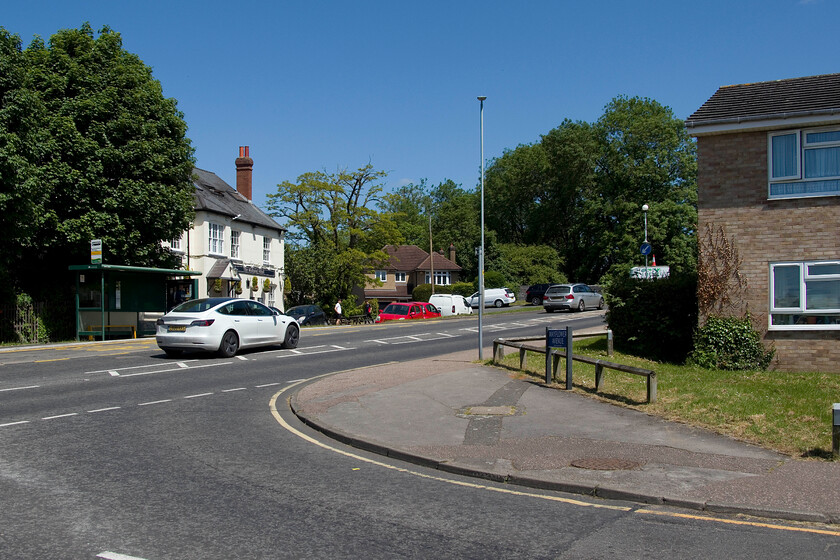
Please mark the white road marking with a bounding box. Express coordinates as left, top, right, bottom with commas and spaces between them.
86, 361, 200, 374
256, 382, 281, 388
97, 552, 149, 560
108, 370, 120, 376
119, 362, 227, 378
42, 413, 78, 420
137, 399, 172, 406
88, 407, 121, 413
222, 387, 247, 392
177, 362, 189, 368
184, 393, 213, 399
0, 385, 39, 392
0, 420, 30, 428
236, 355, 248, 361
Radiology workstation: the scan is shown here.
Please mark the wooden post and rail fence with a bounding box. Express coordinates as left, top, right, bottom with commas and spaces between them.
491, 329, 657, 403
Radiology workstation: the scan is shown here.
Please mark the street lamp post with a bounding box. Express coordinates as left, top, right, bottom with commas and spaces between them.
478, 96, 486, 360
642, 204, 649, 269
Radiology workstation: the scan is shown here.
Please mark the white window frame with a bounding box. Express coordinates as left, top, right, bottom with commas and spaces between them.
425, 271, 451, 285
230, 230, 241, 260
395, 271, 406, 283
208, 223, 224, 255
263, 237, 271, 265
374, 270, 387, 282
769, 260, 840, 330
769, 127, 840, 199
170, 233, 183, 252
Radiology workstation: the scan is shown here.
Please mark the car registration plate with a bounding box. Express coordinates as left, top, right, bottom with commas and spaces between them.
168, 325, 187, 332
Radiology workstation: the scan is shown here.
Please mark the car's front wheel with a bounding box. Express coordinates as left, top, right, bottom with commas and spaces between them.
218, 330, 239, 358
282, 324, 300, 349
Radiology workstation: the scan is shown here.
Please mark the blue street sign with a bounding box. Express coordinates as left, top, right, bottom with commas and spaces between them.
547, 328, 567, 348
640, 242, 652, 256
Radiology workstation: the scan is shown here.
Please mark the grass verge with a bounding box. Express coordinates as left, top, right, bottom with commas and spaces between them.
497, 336, 839, 459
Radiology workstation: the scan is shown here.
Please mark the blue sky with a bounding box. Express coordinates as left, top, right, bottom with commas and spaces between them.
4, 1, 839, 208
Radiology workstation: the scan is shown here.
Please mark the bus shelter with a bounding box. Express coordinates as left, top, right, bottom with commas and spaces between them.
69, 264, 202, 341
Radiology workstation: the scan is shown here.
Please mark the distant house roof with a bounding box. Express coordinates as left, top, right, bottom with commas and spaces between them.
383, 245, 461, 272
192, 168, 286, 234
686, 73, 840, 135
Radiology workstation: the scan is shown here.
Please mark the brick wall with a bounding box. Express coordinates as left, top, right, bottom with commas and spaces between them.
697, 131, 840, 372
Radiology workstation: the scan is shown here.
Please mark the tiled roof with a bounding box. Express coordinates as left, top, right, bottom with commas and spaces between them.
687, 73, 840, 127
193, 168, 286, 233
382, 245, 461, 272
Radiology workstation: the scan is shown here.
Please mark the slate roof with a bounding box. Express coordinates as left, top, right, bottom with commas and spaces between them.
687, 73, 840, 129
383, 245, 461, 271
192, 168, 286, 233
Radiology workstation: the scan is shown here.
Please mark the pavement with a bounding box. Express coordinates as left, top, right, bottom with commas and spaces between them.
289, 340, 840, 526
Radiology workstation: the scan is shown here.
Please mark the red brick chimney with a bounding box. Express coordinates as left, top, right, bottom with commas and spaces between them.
235, 146, 253, 200
449, 243, 456, 263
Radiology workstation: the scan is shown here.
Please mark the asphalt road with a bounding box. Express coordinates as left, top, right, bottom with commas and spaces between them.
1, 306, 837, 559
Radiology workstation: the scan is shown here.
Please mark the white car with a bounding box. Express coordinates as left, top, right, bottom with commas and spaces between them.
468, 287, 517, 308
156, 297, 300, 358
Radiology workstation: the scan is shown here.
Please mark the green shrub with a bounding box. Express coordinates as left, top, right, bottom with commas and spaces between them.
603, 265, 698, 363
688, 315, 774, 371
450, 282, 474, 297
474, 271, 507, 291
413, 283, 452, 302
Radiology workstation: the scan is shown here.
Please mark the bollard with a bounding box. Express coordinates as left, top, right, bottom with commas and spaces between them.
833, 404, 840, 457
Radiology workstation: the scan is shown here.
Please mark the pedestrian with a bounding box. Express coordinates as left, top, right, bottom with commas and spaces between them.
364, 301, 372, 323
334, 299, 343, 325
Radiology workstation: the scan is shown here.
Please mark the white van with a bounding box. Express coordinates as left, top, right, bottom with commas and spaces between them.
468, 288, 517, 308
428, 294, 473, 317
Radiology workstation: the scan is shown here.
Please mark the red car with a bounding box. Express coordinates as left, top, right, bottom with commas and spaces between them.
375, 301, 441, 322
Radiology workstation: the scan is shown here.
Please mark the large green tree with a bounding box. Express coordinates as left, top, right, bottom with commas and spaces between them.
266, 163, 400, 307
0, 24, 195, 299
483, 96, 696, 284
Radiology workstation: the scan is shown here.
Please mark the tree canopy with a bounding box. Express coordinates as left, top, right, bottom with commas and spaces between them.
483, 95, 697, 284
0, 24, 195, 299
266, 163, 401, 307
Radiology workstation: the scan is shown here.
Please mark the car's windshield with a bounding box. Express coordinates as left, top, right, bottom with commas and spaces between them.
383, 304, 409, 315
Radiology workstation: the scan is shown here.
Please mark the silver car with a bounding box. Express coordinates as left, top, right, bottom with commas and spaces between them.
543, 283, 604, 313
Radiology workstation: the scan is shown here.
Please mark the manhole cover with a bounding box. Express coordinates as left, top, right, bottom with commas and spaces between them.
570, 458, 643, 471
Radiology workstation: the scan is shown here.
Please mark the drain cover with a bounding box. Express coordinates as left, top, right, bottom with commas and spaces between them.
570, 458, 642, 471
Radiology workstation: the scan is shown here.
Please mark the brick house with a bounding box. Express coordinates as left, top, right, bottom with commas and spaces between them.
360, 244, 463, 303
686, 73, 840, 372
165, 147, 287, 310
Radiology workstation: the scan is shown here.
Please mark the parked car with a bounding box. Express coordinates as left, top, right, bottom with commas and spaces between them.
467, 288, 516, 308
375, 301, 442, 322
525, 284, 551, 306
543, 284, 604, 313
285, 304, 327, 326
428, 294, 473, 317
155, 297, 300, 358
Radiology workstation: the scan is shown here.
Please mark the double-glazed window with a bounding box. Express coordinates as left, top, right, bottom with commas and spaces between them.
770, 261, 840, 329
208, 223, 224, 254
263, 237, 271, 265
395, 272, 406, 283
170, 234, 183, 252
769, 127, 840, 199
374, 270, 387, 282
